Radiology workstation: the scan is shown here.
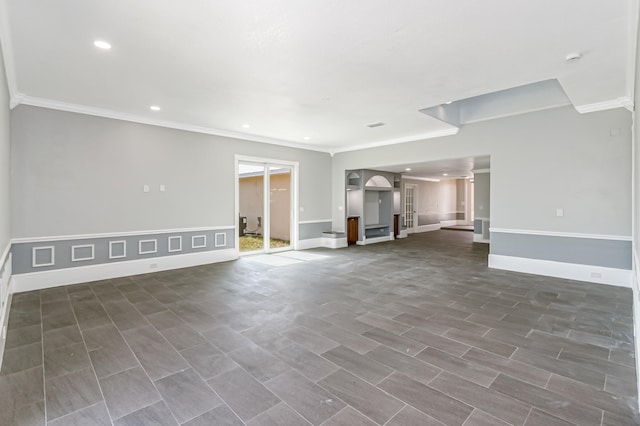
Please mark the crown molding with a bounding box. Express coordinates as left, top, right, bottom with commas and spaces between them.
331, 127, 460, 155
472, 168, 490, 174
574, 97, 634, 114
15, 95, 333, 154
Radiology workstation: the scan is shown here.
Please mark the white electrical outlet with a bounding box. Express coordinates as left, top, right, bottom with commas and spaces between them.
556, 208, 564, 217
143, 185, 150, 193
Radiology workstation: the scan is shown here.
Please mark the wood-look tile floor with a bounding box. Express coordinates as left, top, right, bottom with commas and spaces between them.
1, 230, 637, 425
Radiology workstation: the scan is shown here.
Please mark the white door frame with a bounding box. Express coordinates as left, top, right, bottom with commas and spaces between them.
235, 155, 299, 255
404, 183, 418, 234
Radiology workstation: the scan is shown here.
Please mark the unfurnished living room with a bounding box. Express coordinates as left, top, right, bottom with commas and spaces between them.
1, 1, 640, 425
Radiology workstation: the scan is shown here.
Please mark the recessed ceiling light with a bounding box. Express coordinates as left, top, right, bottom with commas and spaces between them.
405, 168, 411, 171
150, 105, 160, 111
93, 40, 111, 50
242, 124, 250, 129
444, 101, 452, 105
443, 173, 448, 176
303, 136, 311, 140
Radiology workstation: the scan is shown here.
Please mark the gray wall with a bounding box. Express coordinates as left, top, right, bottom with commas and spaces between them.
0, 42, 10, 255
474, 172, 490, 218
403, 178, 462, 226
11, 106, 332, 238
332, 106, 631, 239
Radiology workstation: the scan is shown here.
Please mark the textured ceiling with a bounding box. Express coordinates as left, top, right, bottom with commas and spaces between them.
0, 0, 635, 152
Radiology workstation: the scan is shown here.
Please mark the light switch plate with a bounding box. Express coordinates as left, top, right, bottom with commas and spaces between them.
143, 185, 150, 193
556, 208, 564, 217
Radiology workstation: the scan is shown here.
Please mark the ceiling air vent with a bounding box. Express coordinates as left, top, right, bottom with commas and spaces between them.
367, 122, 385, 128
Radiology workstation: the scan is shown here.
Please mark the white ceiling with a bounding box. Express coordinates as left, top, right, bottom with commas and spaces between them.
0, 0, 635, 153
379, 156, 490, 181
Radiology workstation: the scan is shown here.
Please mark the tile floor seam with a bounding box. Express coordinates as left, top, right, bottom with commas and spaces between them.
71, 287, 117, 425
380, 402, 408, 426
39, 293, 49, 425
521, 406, 533, 426
87, 286, 182, 426
317, 405, 348, 426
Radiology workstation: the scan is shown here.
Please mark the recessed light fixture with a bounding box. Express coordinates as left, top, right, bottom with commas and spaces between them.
443, 173, 448, 176
149, 105, 161, 111
93, 40, 111, 50
405, 168, 411, 171
565, 52, 582, 63
242, 124, 250, 129
303, 136, 311, 140
444, 101, 452, 105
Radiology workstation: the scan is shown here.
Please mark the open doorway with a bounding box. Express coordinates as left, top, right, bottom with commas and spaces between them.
236, 158, 297, 254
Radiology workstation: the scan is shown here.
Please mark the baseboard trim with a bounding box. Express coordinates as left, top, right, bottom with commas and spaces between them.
322, 237, 348, 249
488, 254, 631, 287
297, 238, 323, 250
11, 249, 238, 293
356, 235, 392, 245
473, 234, 490, 243
415, 224, 441, 233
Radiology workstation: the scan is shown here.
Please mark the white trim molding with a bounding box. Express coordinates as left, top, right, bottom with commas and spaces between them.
331, 127, 459, 154
489, 228, 632, 241
11, 249, 238, 293
32, 246, 55, 268
297, 238, 323, 250
12, 226, 236, 244
71, 244, 95, 262
168, 236, 182, 253
488, 254, 632, 288
574, 97, 634, 114
138, 239, 158, 255
214, 233, 226, 248
17, 96, 330, 153
191, 235, 207, 249
109, 240, 127, 259
0, 242, 11, 274
298, 219, 332, 224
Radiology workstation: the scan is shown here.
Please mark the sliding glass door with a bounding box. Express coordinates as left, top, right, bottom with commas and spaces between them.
238, 160, 293, 254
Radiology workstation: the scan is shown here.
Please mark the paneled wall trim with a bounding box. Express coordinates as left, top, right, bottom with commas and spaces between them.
489, 228, 632, 287
11, 227, 235, 275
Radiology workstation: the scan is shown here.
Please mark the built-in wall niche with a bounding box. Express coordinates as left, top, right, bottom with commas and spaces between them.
345, 169, 400, 245
365, 175, 392, 188
346, 171, 361, 189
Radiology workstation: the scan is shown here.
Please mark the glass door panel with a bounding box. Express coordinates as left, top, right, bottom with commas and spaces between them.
268, 165, 292, 251
238, 162, 265, 253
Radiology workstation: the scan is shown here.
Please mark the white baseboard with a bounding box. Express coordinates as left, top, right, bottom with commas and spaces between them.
0, 288, 11, 371
398, 230, 408, 239
297, 238, 323, 250
321, 237, 348, 249
473, 234, 490, 243
440, 220, 457, 226
356, 235, 392, 245
488, 254, 631, 288
11, 249, 238, 293
415, 224, 441, 233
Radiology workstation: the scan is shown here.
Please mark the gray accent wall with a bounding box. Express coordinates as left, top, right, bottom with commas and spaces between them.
491, 232, 632, 270
474, 172, 490, 219
332, 106, 631, 246
0, 41, 10, 255
299, 222, 332, 240
11, 106, 332, 239
11, 228, 235, 274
